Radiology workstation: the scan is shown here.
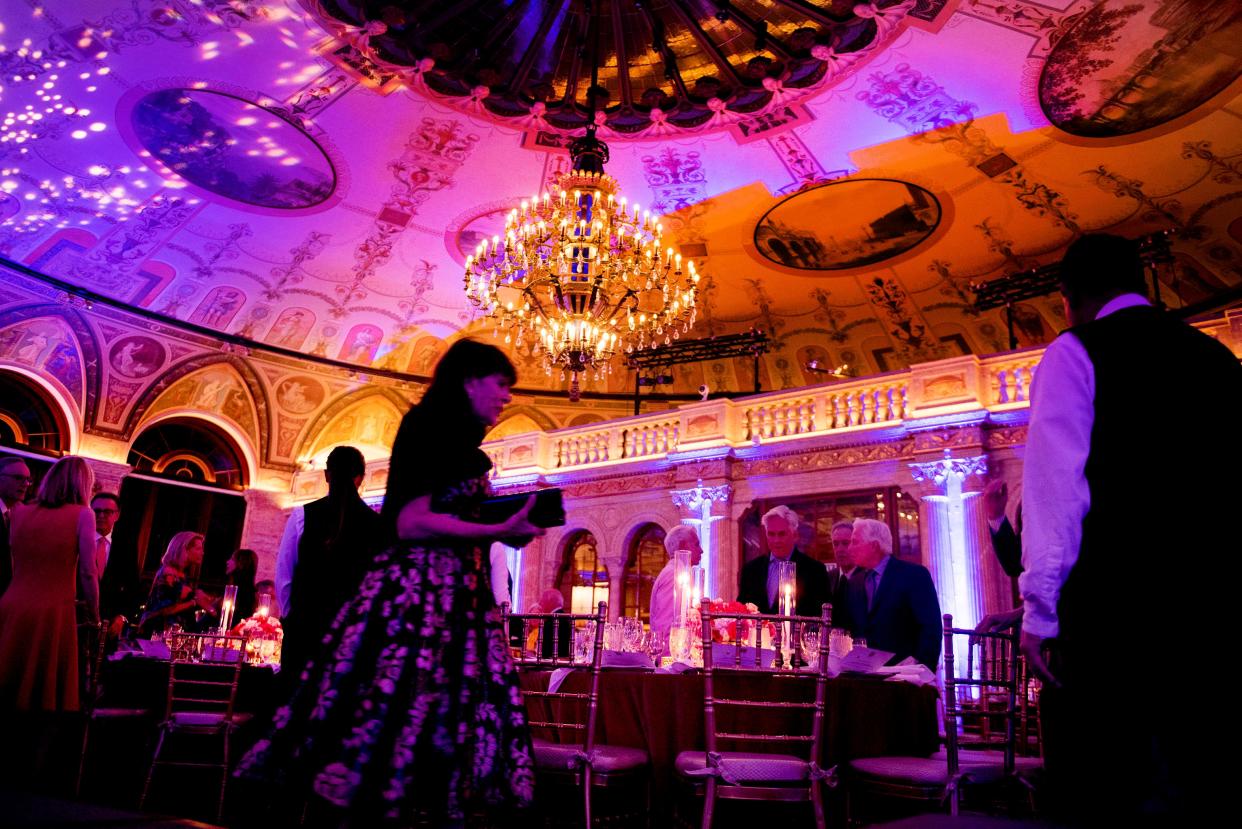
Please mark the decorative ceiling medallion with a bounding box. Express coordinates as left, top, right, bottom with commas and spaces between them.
1039, 0, 1242, 138
754, 178, 941, 270
126, 88, 338, 210
302, 0, 917, 139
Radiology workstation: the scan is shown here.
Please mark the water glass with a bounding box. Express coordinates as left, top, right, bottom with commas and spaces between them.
621, 617, 643, 652
829, 627, 854, 658
573, 623, 595, 664
668, 626, 692, 663
603, 621, 623, 651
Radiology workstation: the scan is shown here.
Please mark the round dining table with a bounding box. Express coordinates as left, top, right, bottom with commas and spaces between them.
519, 668, 939, 818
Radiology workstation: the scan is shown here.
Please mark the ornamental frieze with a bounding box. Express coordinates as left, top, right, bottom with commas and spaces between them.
984, 426, 1029, 449
741, 439, 914, 477
911, 426, 984, 453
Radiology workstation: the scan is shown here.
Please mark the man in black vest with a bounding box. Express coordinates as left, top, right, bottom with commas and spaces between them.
276, 445, 381, 688
1019, 234, 1242, 823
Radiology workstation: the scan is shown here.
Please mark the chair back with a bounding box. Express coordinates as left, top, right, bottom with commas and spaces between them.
77, 621, 109, 712
161, 632, 247, 726
942, 614, 1019, 777
507, 602, 607, 753
699, 605, 833, 761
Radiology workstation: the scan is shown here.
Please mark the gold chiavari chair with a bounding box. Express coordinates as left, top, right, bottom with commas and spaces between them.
676, 605, 836, 829
845, 614, 1041, 821
139, 632, 249, 821
505, 601, 651, 827
75, 620, 150, 796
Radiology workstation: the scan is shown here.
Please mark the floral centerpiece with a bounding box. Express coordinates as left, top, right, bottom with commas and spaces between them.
695, 600, 776, 646
231, 613, 283, 666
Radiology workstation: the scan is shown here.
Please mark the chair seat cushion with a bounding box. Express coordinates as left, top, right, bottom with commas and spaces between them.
849, 750, 1042, 786
92, 707, 150, 719
675, 750, 811, 784
169, 711, 253, 728
532, 739, 649, 773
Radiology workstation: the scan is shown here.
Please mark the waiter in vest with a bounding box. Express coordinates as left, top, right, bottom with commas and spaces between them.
276, 445, 381, 691
1019, 233, 1242, 824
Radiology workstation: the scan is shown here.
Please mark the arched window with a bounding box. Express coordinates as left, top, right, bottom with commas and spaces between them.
556, 530, 608, 615
0, 370, 70, 455
124, 418, 249, 589
621, 523, 666, 623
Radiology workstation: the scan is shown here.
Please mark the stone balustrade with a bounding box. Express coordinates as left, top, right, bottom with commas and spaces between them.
484, 349, 1060, 478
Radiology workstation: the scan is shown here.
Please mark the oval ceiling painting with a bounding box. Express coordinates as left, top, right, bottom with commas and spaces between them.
1039, 1, 1242, 138
754, 179, 941, 271
129, 89, 337, 209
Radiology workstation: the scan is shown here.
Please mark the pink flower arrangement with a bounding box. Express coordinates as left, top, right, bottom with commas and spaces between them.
698, 600, 775, 645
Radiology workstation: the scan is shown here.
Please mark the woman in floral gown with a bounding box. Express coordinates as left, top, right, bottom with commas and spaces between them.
238, 339, 543, 826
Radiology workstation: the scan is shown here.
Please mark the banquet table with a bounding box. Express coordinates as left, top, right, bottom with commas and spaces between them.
518, 668, 938, 816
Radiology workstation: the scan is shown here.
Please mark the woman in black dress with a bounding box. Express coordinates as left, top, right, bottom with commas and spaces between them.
237, 339, 543, 826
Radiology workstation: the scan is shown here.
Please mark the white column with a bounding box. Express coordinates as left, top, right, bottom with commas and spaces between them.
670, 480, 732, 601
909, 450, 988, 632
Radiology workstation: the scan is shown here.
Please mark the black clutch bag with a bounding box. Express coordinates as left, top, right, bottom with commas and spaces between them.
478, 488, 565, 528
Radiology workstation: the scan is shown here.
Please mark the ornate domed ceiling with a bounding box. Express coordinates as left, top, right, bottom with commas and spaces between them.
1, 0, 1241, 406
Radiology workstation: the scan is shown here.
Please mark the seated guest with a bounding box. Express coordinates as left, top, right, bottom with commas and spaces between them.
254, 578, 279, 617
648, 524, 702, 638
225, 548, 258, 621
844, 518, 941, 669
827, 519, 858, 609
139, 531, 213, 633
530, 588, 572, 659
737, 505, 831, 617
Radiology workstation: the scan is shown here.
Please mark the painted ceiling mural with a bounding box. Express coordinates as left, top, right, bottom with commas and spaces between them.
0, 0, 1240, 456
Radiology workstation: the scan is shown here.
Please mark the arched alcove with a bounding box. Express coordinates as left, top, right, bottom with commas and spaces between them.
554, 529, 608, 615
0, 368, 74, 455
620, 522, 667, 623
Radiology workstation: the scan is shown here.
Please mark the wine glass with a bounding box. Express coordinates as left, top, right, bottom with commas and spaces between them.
800, 623, 822, 668
645, 630, 666, 664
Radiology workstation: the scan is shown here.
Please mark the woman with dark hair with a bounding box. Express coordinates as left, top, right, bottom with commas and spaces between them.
237, 339, 543, 826
226, 548, 258, 621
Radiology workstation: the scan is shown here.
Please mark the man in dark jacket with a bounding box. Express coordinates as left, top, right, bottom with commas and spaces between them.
737, 505, 831, 618
844, 517, 941, 669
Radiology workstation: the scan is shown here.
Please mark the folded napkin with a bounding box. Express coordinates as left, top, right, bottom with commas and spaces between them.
839, 646, 895, 674
547, 667, 574, 694
873, 658, 937, 686
602, 650, 654, 669
137, 639, 171, 660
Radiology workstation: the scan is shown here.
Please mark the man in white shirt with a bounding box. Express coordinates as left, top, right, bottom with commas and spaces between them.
1018, 233, 1242, 822
648, 524, 702, 638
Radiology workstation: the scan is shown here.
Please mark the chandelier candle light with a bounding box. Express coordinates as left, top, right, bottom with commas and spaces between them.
463, 126, 699, 400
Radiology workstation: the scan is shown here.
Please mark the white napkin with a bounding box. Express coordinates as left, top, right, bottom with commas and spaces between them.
873, 657, 937, 686
547, 667, 574, 694
839, 646, 894, 674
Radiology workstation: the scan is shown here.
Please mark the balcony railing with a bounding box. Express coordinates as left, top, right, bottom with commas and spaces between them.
481, 313, 1239, 479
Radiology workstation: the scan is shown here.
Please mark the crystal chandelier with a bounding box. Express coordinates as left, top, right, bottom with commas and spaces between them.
463, 125, 699, 400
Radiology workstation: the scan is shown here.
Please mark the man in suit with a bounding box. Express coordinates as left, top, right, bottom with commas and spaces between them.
532, 588, 573, 659
0, 456, 32, 597
738, 505, 831, 618
91, 491, 138, 624
1017, 233, 1242, 822
826, 519, 858, 612
276, 445, 382, 685
845, 517, 941, 669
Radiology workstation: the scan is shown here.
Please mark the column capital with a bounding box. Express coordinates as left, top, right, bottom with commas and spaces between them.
908, 449, 988, 493
670, 479, 733, 513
